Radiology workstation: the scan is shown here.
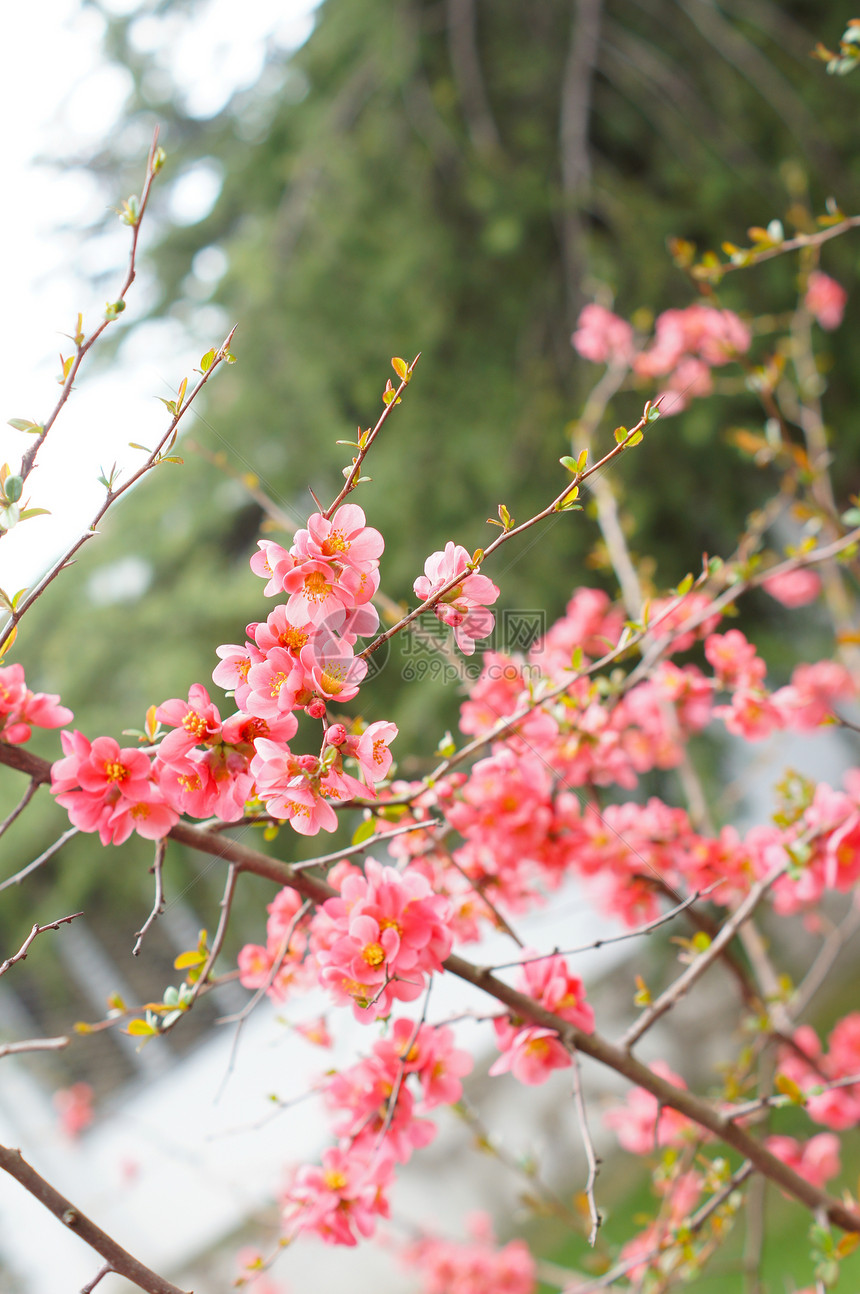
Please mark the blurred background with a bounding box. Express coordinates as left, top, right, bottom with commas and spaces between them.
1, 1, 860, 1289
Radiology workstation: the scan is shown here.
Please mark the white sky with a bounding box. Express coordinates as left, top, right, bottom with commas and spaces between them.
0, 0, 318, 597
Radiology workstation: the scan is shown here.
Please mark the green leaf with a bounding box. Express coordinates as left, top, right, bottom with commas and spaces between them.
613, 425, 628, 444
7, 418, 42, 434
391, 356, 408, 381
559, 455, 578, 472
18, 508, 51, 521
351, 818, 376, 847
199, 348, 216, 373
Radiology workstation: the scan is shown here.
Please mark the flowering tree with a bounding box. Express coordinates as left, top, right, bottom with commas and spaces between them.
3, 34, 860, 1287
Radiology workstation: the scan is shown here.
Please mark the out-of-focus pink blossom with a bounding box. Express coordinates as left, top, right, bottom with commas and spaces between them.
571, 303, 635, 367
762, 567, 822, 607
805, 270, 847, 330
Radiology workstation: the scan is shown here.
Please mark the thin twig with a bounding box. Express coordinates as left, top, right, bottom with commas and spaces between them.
570, 1049, 602, 1246
80, 1262, 114, 1294
0, 778, 39, 840
358, 406, 656, 661
0, 912, 83, 977
13, 130, 163, 492
0, 324, 238, 651
214, 898, 313, 1101
563, 1160, 755, 1292
620, 861, 787, 1049
132, 839, 168, 956
0, 1036, 69, 1059
183, 864, 239, 1011
290, 816, 442, 871
488, 883, 723, 972
0, 826, 79, 892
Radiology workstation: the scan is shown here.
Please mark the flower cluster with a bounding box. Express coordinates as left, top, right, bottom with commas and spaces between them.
0, 663, 72, 745
282, 1018, 472, 1246
489, 951, 594, 1085
404, 1213, 536, 1294
778, 1014, 860, 1129
572, 301, 751, 413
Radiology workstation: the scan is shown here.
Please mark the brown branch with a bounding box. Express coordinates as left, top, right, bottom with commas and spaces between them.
0, 912, 83, 977
0, 1144, 189, 1294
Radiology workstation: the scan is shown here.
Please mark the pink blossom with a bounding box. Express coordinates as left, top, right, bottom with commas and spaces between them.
805, 270, 847, 330
765, 1133, 841, 1190
344, 720, 398, 789
604, 1061, 694, 1154
54, 1083, 94, 1138
405, 1214, 537, 1294
772, 660, 855, 730
313, 859, 454, 1020
156, 684, 222, 761
414, 543, 499, 655
283, 1144, 394, 1246
571, 303, 635, 367
762, 567, 822, 607
293, 504, 383, 573
0, 663, 73, 744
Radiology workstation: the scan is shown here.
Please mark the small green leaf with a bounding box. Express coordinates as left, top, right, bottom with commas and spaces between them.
626, 429, 644, 447
158, 398, 177, 415
128, 443, 151, 453
18, 508, 51, 521
3, 476, 23, 503
351, 818, 376, 847
199, 348, 216, 373
559, 455, 578, 472
7, 418, 42, 434
391, 356, 409, 381
613, 425, 628, 444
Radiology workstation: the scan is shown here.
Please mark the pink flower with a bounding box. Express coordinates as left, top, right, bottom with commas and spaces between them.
571, 303, 635, 367
344, 720, 398, 789
404, 1214, 537, 1294
293, 504, 383, 574
762, 567, 822, 608
765, 1133, 841, 1190
156, 684, 222, 761
414, 543, 499, 655
805, 270, 847, 330
604, 1061, 694, 1154
489, 1026, 573, 1085
283, 1144, 394, 1246
313, 859, 454, 1020
54, 1083, 94, 1138
0, 663, 73, 744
